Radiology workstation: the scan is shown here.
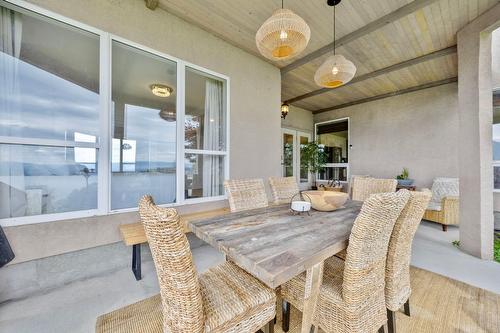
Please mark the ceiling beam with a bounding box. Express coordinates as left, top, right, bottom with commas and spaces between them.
145, 0, 159, 10
285, 45, 457, 104
281, 0, 441, 75
313, 77, 458, 114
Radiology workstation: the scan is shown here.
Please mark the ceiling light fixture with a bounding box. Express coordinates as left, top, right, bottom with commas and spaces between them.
281, 102, 290, 119
150, 84, 173, 97
256, 0, 310, 61
158, 109, 176, 122
314, 0, 356, 88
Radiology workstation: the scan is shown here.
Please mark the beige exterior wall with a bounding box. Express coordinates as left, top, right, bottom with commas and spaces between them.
313, 83, 460, 189
281, 105, 314, 133
493, 29, 500, 90
5, 0, 281, 264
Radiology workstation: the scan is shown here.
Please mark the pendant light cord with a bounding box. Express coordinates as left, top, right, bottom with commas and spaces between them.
333, 4, 336, 55
282, 0, 284, 9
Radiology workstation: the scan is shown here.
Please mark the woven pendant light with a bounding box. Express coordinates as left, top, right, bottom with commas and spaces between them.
314, 0, 356, 88
256, 1, 310, 61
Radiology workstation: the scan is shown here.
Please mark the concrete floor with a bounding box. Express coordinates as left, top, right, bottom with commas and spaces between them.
411, 221, 500, 294
1, 221, 499, 333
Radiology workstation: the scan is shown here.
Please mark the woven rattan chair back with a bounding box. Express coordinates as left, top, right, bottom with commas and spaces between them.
351, 177, 397, 201
342, 190, 410, 307
224, 178, 269, 212
385, 190, 432, 311
269, 176, 300, 204
139, 196, 204, 333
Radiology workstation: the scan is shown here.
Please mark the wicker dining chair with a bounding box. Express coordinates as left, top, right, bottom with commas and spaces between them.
224, 178, 269, 212
95, 196, 276, 333
385, 190, 431, 333
351, 177, 398, 202
268, 176, 299, 204
280, 190, 410, 333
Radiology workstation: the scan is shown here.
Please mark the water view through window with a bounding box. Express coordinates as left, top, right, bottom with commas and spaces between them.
111, 41, 177, 210
0, 5, 100, 218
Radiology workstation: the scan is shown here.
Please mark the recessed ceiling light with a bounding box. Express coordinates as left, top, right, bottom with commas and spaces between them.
150, 84, 173, 97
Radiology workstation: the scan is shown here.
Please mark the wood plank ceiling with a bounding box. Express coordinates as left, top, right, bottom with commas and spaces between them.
157, 0, 499, 113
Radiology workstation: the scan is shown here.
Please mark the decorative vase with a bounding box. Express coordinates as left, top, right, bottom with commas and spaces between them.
397, 179, 414, 186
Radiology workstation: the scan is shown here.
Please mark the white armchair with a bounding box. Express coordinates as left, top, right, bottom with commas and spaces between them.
423, 178, 459, 231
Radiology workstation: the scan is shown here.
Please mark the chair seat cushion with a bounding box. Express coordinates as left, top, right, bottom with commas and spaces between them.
96, 262, 275, 333
428, 178, 458, 211
426, 201, 441, 211
199, 261, 276, 332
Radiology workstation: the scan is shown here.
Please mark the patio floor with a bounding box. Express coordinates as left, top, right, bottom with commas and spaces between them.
0, 221, 499, 333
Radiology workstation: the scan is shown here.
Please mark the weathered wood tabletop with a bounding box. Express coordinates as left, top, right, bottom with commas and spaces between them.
189, 200, 362, 333
189, 200, 362, 288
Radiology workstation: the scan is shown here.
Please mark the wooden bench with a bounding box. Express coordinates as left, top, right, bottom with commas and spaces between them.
120, 207, 230, 280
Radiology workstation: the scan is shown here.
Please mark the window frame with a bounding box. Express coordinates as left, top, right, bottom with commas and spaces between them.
314, 117, 350, 183
0, 0, 230, 226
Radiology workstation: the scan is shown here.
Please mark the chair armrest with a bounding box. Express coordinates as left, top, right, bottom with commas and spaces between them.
441, 196, 459, 225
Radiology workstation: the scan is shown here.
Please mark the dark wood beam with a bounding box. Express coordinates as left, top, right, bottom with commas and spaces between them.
281, 0, 441, 75
313, 77, 458, 114
285, 45, 457, 104
145, 0, 159, 10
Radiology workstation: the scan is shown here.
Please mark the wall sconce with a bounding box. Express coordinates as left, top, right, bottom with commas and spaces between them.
281, 102, 290, 119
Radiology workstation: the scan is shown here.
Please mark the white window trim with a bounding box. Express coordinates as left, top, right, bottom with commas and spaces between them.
0, 0, 230, 226
314, 117, 350, 183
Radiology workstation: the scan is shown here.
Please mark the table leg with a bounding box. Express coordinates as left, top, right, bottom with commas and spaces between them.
301, 261, 324, 333
132, 244, 141, 281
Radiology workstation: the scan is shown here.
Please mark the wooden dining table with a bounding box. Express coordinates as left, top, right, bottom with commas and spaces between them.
189, 200, 363, 333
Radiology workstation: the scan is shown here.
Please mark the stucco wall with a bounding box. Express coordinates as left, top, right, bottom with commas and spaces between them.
313, 83, 460, 189
493, 29, 500, 90
281, 105, 314, 133
4, 0, 281, 264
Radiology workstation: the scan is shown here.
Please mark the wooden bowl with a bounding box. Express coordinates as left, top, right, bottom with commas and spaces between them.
302, 190, 349, 212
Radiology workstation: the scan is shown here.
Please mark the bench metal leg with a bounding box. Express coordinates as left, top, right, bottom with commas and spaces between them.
132, 244, 141, 281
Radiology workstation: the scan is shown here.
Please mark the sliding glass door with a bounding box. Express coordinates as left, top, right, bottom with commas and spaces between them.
281, 128, 311, 189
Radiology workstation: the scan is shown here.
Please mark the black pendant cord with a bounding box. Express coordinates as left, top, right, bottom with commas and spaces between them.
333, 4, 336, 55
282, 0, 284, 9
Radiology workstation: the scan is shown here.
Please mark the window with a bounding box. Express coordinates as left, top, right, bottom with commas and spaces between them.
282, 132, 294, 177
0, 4, 100, 219
0, 2, 229, 225
111, 41, 177, 210
316, 119, 349, 182
184, 68, 227, 199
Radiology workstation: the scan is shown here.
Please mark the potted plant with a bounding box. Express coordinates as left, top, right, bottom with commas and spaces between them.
396, 167, 414, 186
300, 141, 328, 190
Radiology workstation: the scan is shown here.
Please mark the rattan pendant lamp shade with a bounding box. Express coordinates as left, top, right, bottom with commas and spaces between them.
256, 1, 310, 61
314, 0, 356, 88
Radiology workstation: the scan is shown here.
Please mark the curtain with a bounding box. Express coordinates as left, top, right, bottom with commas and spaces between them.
202, 79, 223, 197
0, 8, 25, 218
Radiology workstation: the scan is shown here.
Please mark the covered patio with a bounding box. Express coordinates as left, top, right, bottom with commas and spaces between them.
1, 0, 500, 333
